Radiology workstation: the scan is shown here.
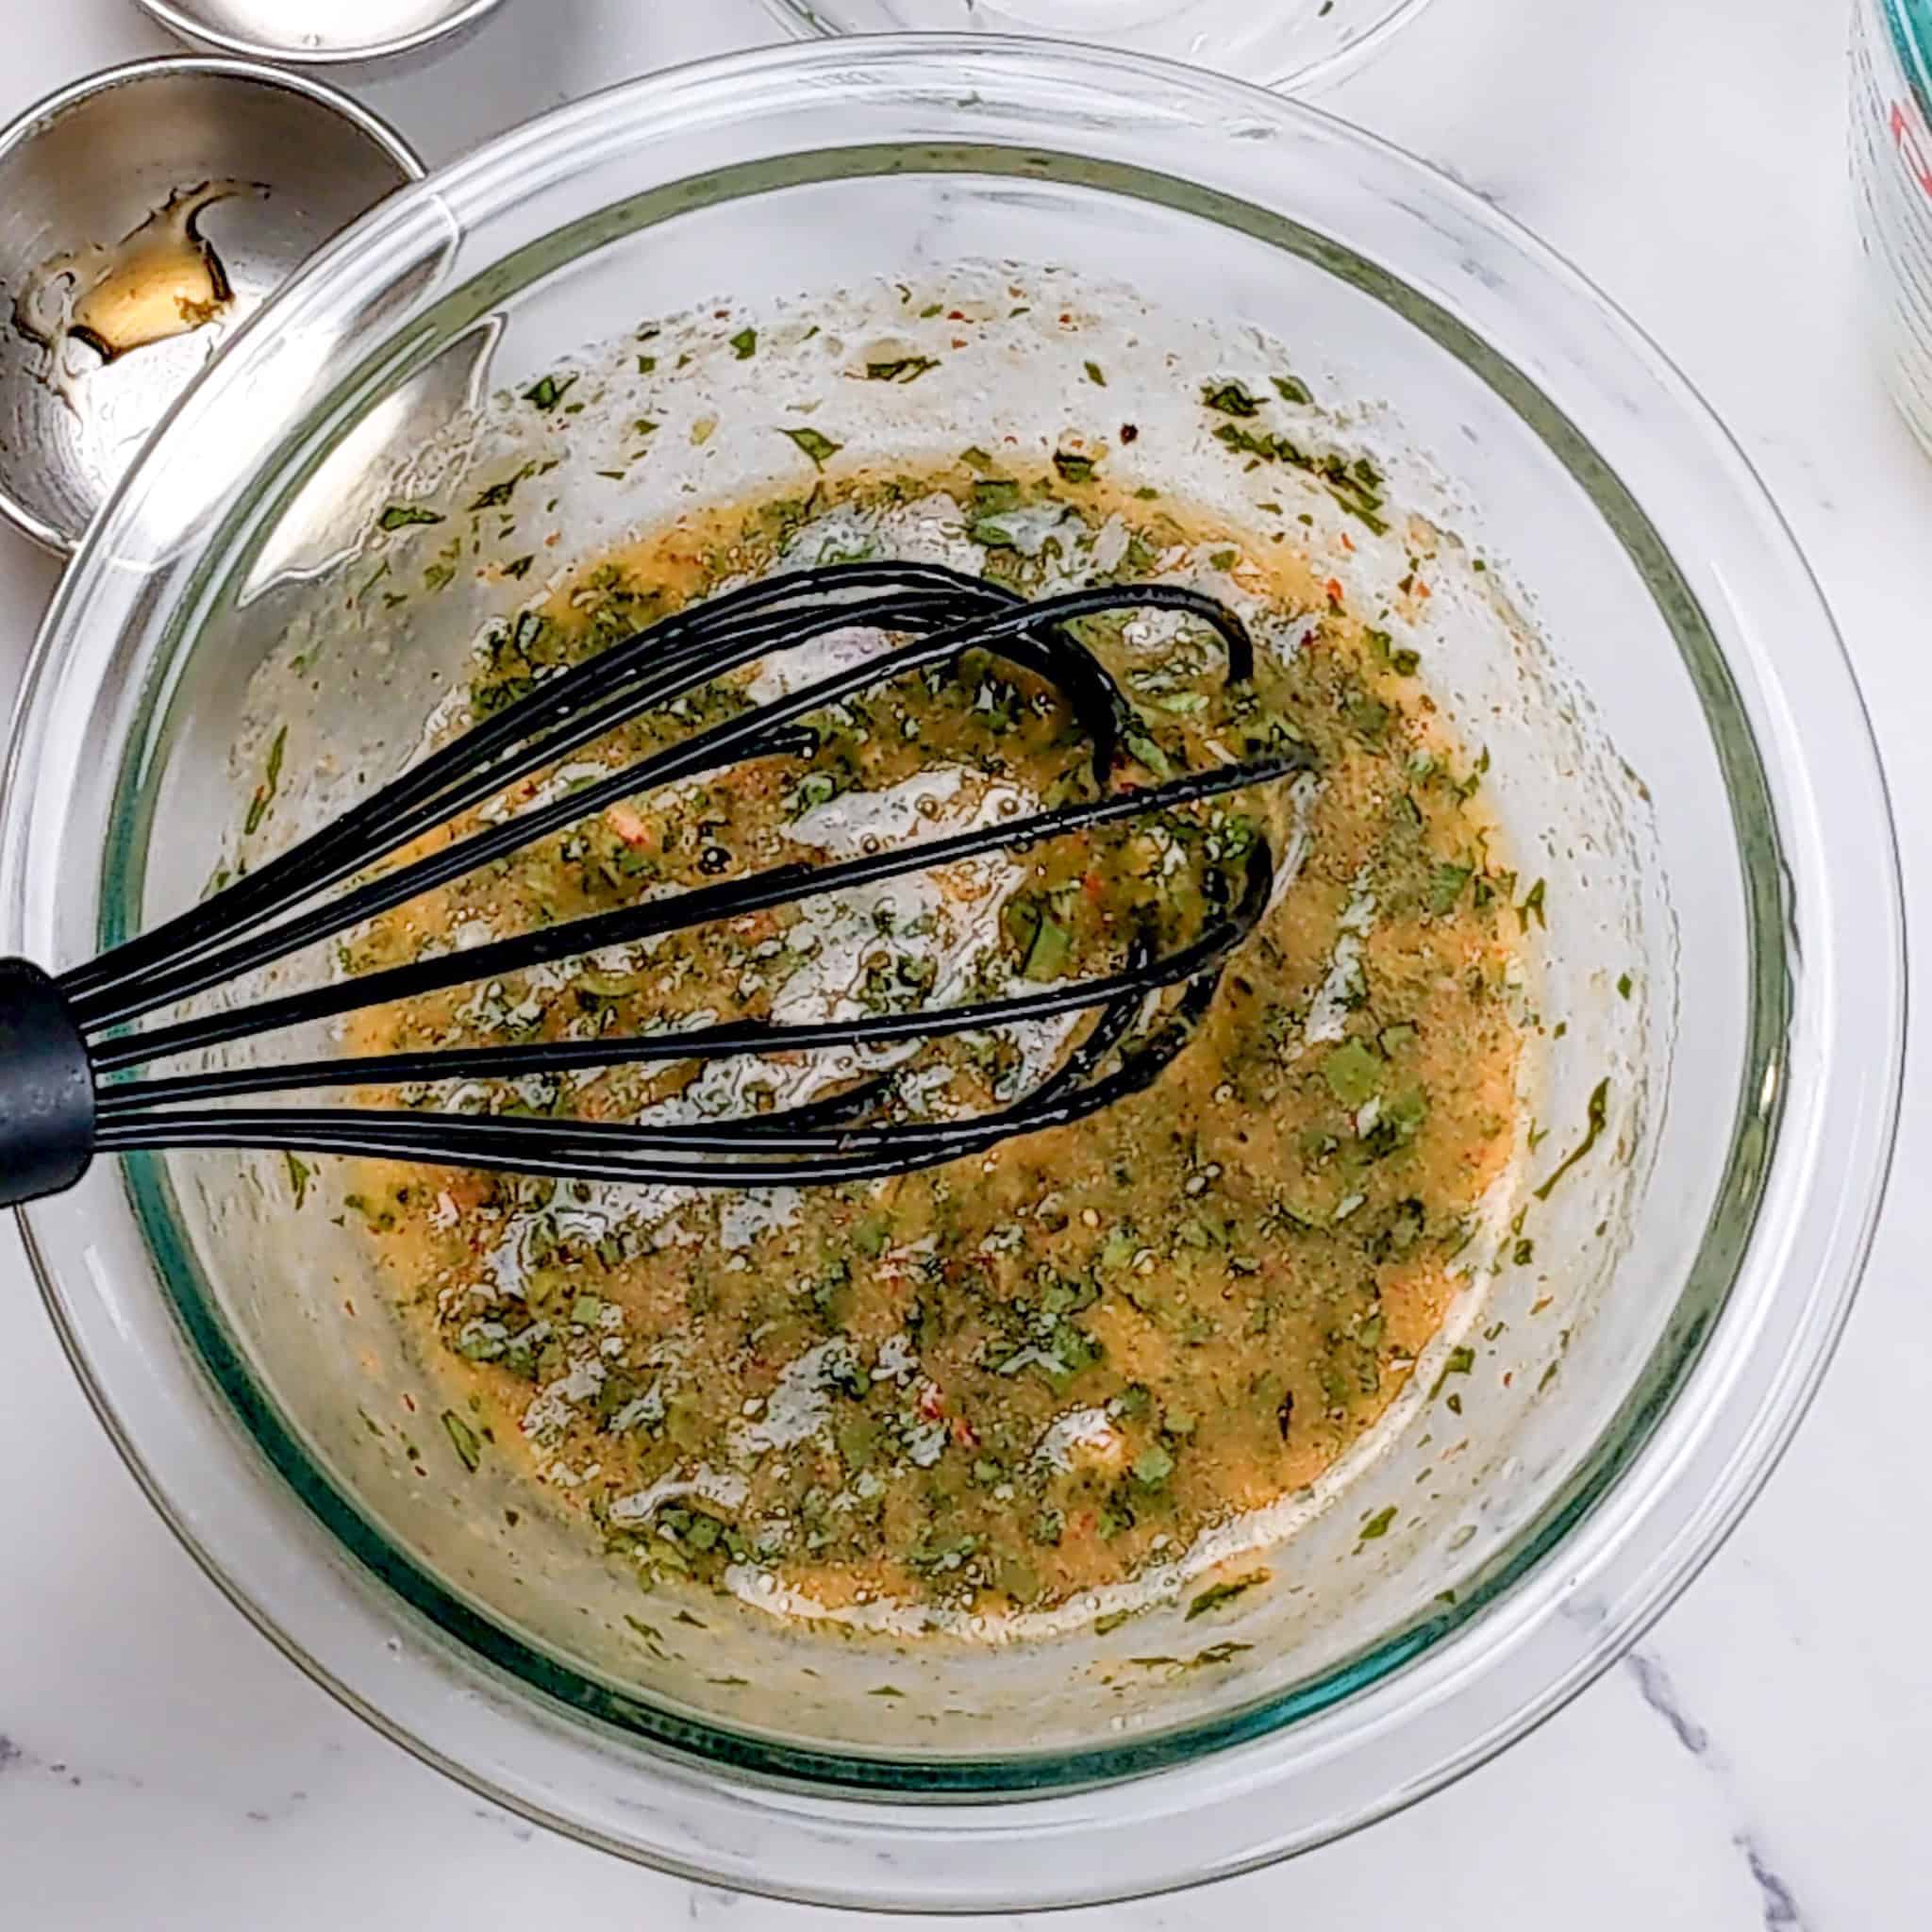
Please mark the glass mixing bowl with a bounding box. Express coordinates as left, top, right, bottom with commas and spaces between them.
760, 0, 1440, 92
0, 39, 1903, 1912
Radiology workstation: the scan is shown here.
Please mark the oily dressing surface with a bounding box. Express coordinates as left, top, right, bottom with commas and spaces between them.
336, 464, 1528, 1628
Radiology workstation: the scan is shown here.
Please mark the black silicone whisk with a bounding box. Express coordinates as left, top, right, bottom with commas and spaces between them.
0, 560, 1312, 1209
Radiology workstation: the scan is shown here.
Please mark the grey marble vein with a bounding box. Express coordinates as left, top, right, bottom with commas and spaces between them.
1740, 1837, 1809, 1931
1625, 1649, 1713, 1757
1624, 1654, 1816, 1931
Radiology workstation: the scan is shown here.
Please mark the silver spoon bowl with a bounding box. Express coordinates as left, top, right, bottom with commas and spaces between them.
0, 57, 423, 554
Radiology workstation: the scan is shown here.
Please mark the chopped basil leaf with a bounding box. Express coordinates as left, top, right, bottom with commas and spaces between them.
781, 426, 843, 469
522, 372, 577, 410
1428, 862, 1473, 915
1186, 1571, 1268, 1619
1533, 1079, 1610, 1202
378, 503, 442, 531
244, 725, 288, 835
1358, 1505, 1397, 1541
1202, 379, 1263, 418
441, 1409, 482, 1473
1324, 1039, 1382, 1108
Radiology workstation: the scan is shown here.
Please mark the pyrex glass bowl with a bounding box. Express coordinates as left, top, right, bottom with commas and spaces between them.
761, 0, 1441, 92
0, 40, 1903, 1912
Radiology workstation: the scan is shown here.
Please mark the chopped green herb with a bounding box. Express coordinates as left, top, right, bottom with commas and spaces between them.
467, 463, 536, 512
1324, 1039, 1382, 1108
781, 426, 843, 470
1131, 1444, 1175, 1487
1272, 373, 1315, 406
1084, 359, 1108, 386
377, 503, 443, 532
441, 1409, 482, 1474
1022, 912, 1074, 983
1186, 1571, 1268, 1620
1533, 1079, 1611, 1202
1202, 379, 1263, 418
1358, 1505, 1398, 1541
243, 725, 288, 836
1052, 449, 1097, 484
1617, 972, 1634, 1000
1512, 1238, 1536, 1267
503, 556, 534, 580
1428, 862, 1474, 915
284, 1152, 311, 1209
522, 372, 578, 410
729, 326, 758, 359
866, 356, 941, 383
1191, 1641, 1254, 1669
1518, 878, 1548, 930
1208, 423, 1390, 533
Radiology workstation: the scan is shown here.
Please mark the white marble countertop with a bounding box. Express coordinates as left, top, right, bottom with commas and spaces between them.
3, 0, 1927, 1924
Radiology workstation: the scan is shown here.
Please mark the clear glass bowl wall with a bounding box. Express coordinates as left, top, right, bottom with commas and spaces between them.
759, 0, 1441, 91
0, 42, 1900, 1910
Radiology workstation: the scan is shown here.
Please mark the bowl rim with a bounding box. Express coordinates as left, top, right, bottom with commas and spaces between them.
0, 53, 426, 555
1, 33, 1907, 1909
758, 0, 1445, 93
132, 0, 506, 67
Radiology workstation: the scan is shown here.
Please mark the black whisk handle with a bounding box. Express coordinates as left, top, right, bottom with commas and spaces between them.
0, 958, 95, 1208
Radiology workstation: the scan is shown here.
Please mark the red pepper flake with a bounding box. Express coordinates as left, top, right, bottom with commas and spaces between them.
1083, 870, 1107, 901
1416, 579, 1432, 599
918, 1386, 946, 1421
947, 308, 967, 321
1340, 531, 1356, 552
951, 1418, 980, 1448
1324, 577, 1344, 606
1120, 423, 1140, 443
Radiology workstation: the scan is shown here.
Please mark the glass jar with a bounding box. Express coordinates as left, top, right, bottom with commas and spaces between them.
1854, 0, 1932, 452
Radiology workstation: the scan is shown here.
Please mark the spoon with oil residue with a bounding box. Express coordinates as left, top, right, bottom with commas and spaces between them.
10, 180, 265, 389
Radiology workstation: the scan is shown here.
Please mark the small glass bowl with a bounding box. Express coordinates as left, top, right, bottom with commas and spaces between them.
0, 35, 1903, 1913
761, 0, 1441, 92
